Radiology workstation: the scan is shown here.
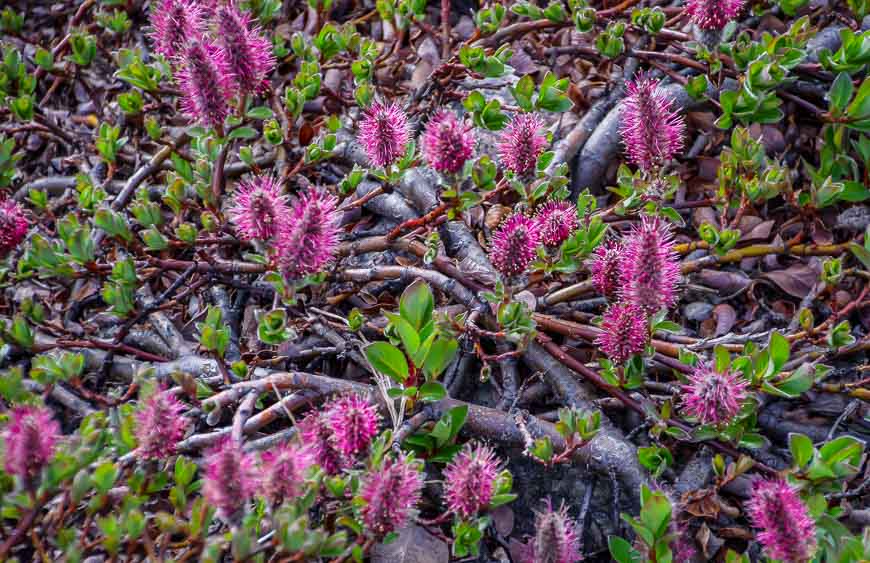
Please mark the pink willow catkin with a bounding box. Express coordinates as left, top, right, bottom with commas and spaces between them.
685, 0, 744, 29
682, 361, 749, 426
176, 39, 234, 128
536, 200, 579, 247
588, 240, 622, 300
619, 215, 680, 314
326, 394, 381, 460
442, 443, 502, 520
213, 3, 275, 95
134, 389, 190, 460
2, 405, 60, 488
228, 175, 289, 241
0, 198, 28, 257
489, 213, 541, 277
358, 102, 410, 169
620, 75, 685, 171
359, 454, 424, 537
748, 479, 817, 563
498, 113, 546, 177
149, 0, 203, 60
523, 500, 582, 563
595, 302, 649, 364
202, 438, 258, 519
259, 442, 315, 503
275, 188, 341, 281
421, 110, 475, 174
299, 411, 345, 475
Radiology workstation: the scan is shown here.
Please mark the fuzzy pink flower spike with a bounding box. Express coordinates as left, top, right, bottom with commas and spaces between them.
359, 454, 424, 537
620, 75, 685, 171
489, 213, 541, 277
536, 200, 579, 247
193, 0, 217, 19
275, 188, 341, 281
202, 438, 258, 519
214, 3, 275, 95
422, 110, 475, 174
358, 102, 411, 169
685, 0, 744, 30
228, 175, 289, 241
0, 198, 29, 257
149, 0, 203, 60
498, 113, 546, 177
134, 389, 190, 460
682, 361, 749, 426
748, 479, 817, 563
523, 500, 582, 563
595, 302, 648, 364
299, 411, 345, 475
588, 240, 622, 300
176, 39, 234, 128
327, 394, 381, 460
620, 215, 681, 314
260, 442, 315, 503
3, 406, 60, 488
443, 443, 501, 520
672, 517, 697, 562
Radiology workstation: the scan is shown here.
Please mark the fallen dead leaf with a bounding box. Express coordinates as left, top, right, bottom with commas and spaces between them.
761, 259, 822, 298
370, 526, 449, 563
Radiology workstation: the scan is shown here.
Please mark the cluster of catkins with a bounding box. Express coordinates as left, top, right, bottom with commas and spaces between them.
150, 0, 274, 128
133, 388, 314, 519
588, 214, 680, 363
356, 102, 568, 278
489, 199, 580, 278
592, 74, 750, 427
132, 391, 395, 528
151, 3, 345, 281
485, 74, 686, 280
3, 401, 812, 561
589, 212, 749, 426
358, 101, 546, 178
227, 175, 341, 282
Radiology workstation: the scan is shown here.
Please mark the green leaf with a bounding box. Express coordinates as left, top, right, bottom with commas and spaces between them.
34, 47, 54, 70
609, 536, 640, 563
739, 432, 768, 449
385, 312, 420, 357
848, 241, 870, 269
511, 74, 535, 112
774, 364, 815, 397
846, 76, 870, 120
829, 72, 855, 113
463, 90, 486, 112
685, 74, 709, 100
788, 433, 814, 467
714, 345, 730, 372
637, 445, 673, 478
92, 461, 119, 494
489, 493, 517, 507
365, 342, 409, 383
769, 331, 790, 372
422, 338, 458, 379
246, 106, 274, 120
399, 279, 434, 332
140, 228, 169, 251
228, 126, 258, 140
639, 490, 672, 538
419, 381, 447, 402
818, 435, 864, 467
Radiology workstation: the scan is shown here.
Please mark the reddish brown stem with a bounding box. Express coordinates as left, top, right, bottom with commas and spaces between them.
386, 201, 453, 241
